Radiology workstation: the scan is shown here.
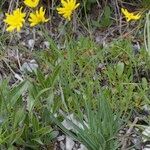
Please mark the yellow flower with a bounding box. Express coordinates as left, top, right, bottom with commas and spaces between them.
121, 8, 141, 22
24, 0, 39, 8
4, 7, 26, 32
28, 7, 49, 27
57, 0, 80, 21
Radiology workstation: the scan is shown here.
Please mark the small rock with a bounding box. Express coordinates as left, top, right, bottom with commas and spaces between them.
28, 39, 35, 49
142, 105, 150, 115
143, 147, 150, 150
142, 126, 150, 139
60, 141, 65, 150
43, 41, 50, 49
20, 41, 26, 46
57, 135, 65, 142
66, 136, 74, 150
21, 59, 38, 73
133, 42, 140, 54
78, 144, 87, 150
132, 136, 142, 149
73, 142, 80, 149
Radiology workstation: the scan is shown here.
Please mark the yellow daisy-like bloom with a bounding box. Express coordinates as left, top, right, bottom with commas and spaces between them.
24, 0, 39, 8
4, 8, 26, 32
121, 8, 141, 22
28, 7, 49, 27
57, 0, 80, 21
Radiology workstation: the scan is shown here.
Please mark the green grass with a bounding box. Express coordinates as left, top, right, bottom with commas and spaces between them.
0, 35, 150, 149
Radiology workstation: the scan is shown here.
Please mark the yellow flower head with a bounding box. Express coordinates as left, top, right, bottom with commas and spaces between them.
121, 8, 141, 22
4, 7, 26, 32
57, 0, 80, 21
24, 0, 39, 8
28, 7, 49, 27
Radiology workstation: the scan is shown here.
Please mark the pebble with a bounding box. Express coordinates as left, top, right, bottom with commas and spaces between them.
143, 147, 150, 150
28, 39, 35, 49
60, 141, 65, 150
57, 135, 65, 142
21, 59, 38, 73
142, 126, 150, 141
66, 136, 74, 150
43, 41, 50, 49
78, 144, 87, 150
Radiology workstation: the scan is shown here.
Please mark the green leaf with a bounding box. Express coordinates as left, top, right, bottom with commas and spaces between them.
13, 108, 26, 128
142, 77, 148, 90
100, 6, 112, 28
116, 62, 124, 77
34, 126, 52, 137
35, 88, 51, 99
33, 137, 44, 145
9, 81, 28, 106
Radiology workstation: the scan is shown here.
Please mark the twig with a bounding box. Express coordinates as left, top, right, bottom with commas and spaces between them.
121, 117, 139, 150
